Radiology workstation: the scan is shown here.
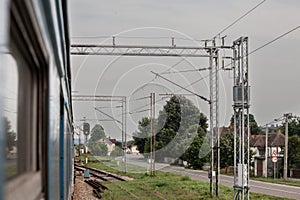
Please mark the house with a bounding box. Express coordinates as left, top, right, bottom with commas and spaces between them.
126, 140, 139, 155
98, 137, 116, 155
250, 129, 285, 177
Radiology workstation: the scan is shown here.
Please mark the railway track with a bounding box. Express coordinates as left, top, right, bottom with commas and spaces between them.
74, 164, 128, 181
74, 164, 167, 199
74, 164, 131, 199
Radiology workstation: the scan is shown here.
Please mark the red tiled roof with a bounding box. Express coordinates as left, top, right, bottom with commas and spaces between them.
250, 132, 285, 147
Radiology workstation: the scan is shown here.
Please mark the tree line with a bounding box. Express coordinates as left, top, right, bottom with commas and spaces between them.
132, 96, 300, 171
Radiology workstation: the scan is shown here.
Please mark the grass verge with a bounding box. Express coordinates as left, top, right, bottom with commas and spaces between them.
88, 162, 293, 200
251, 177, 300, 187
220, 168, 300, 187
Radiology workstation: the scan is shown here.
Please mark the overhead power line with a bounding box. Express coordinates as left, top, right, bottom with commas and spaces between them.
160, 67, 210, 75
212, 0, 266, 39
128, 70, 210, 114
131, 96, 151, 101
146, 25, 300, 108
72, 35, 205, 42
129, 24, 298, 115
151, 71, 210, 103
94, 107, 122, 124
249, 25, 300, 55
114, 25, 299, 118
129, 108, 151, 115
188, 25, 300, 88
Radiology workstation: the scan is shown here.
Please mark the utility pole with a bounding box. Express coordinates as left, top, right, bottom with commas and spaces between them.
283, 113, 291, 180
150, 93, 153, 176
232, 37, 250, 200
122, 97, 127, 174
149, 93, 156, 176
215, 40, 220, 198
209, 50, 214, 198
152, 93, 156, 176
264, 125, 268, 178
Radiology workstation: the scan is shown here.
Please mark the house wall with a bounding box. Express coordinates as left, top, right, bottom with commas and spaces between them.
106, 143, 115, 153
131, 145, 139, 155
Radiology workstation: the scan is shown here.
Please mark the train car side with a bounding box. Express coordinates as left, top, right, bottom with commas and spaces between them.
0, 0, 73, 199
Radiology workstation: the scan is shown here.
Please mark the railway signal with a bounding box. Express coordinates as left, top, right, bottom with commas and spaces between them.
83, 120, 90, 178
83, 122, 90, 135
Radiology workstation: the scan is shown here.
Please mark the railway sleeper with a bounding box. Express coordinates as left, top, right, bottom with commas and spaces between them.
91, 180, 109, 191
93, 189, 102, 199
85, 179, 109, 192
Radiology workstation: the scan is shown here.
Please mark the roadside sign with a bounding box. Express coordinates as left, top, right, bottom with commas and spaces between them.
271, 150, 278, 163
271, 150, 277, 157
272, 156, 278, 163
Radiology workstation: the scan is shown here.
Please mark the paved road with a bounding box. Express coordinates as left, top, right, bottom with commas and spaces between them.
125, 155, 300, 199
161, 166, 300, 200
120, 154, 169, 171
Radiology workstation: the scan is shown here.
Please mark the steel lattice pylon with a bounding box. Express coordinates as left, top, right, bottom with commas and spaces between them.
232, 37, 250, 200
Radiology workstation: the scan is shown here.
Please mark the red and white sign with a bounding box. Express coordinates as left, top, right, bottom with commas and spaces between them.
272, 156, 278, 163
271, 150, 278, 163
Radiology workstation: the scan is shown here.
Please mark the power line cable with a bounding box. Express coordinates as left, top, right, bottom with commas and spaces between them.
212, 0, 266, 39
134, 25, 300, 113
160, 67, 210, 75
119, 20, 298, 118
146, 0, 268, 108
248, 25, 300, 55
183, 25, 300, 88
72, 35, 205, 42
129, 108, 151, 115
73, 0, 266, 43
128, 58, 187, 105
128, 71, 210, 115
151, 71, 210, 103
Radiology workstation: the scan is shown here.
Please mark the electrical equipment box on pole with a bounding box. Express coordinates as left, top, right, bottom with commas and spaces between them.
233, 86, 250, 106
238, 164, 248, 187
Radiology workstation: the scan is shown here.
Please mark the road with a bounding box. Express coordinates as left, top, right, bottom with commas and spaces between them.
123, 154, 169, 170
161, 166, 300, 200
125, 154, 300, 199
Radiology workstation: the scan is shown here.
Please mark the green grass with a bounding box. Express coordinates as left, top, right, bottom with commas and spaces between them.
251, 177, 300, 187
88, 161, 293, 200
89, 160, 148, 174
220, 168, 300, 187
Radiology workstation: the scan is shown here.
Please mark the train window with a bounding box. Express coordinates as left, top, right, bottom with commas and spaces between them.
4, 0, 48, 199
3, 55, 19, 179
4, 30, 42, 200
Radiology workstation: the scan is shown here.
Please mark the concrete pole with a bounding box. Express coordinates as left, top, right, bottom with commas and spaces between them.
153, 93, 156, 176
150, 93, 153, 176
264, 126, 268, 178
283, 114, 289, 180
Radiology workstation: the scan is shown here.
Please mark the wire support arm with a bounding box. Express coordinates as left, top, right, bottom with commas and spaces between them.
150, 71, 211, 103
70, 44, 216, 58
94, 107, 122, 124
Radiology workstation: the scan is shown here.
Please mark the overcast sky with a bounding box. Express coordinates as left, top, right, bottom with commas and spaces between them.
70, 0, 300, 140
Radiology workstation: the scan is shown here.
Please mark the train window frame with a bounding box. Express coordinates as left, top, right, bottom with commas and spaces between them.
5, 0, 49, 199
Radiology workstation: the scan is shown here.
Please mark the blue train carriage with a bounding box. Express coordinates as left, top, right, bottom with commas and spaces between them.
0, 0, 74, 200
